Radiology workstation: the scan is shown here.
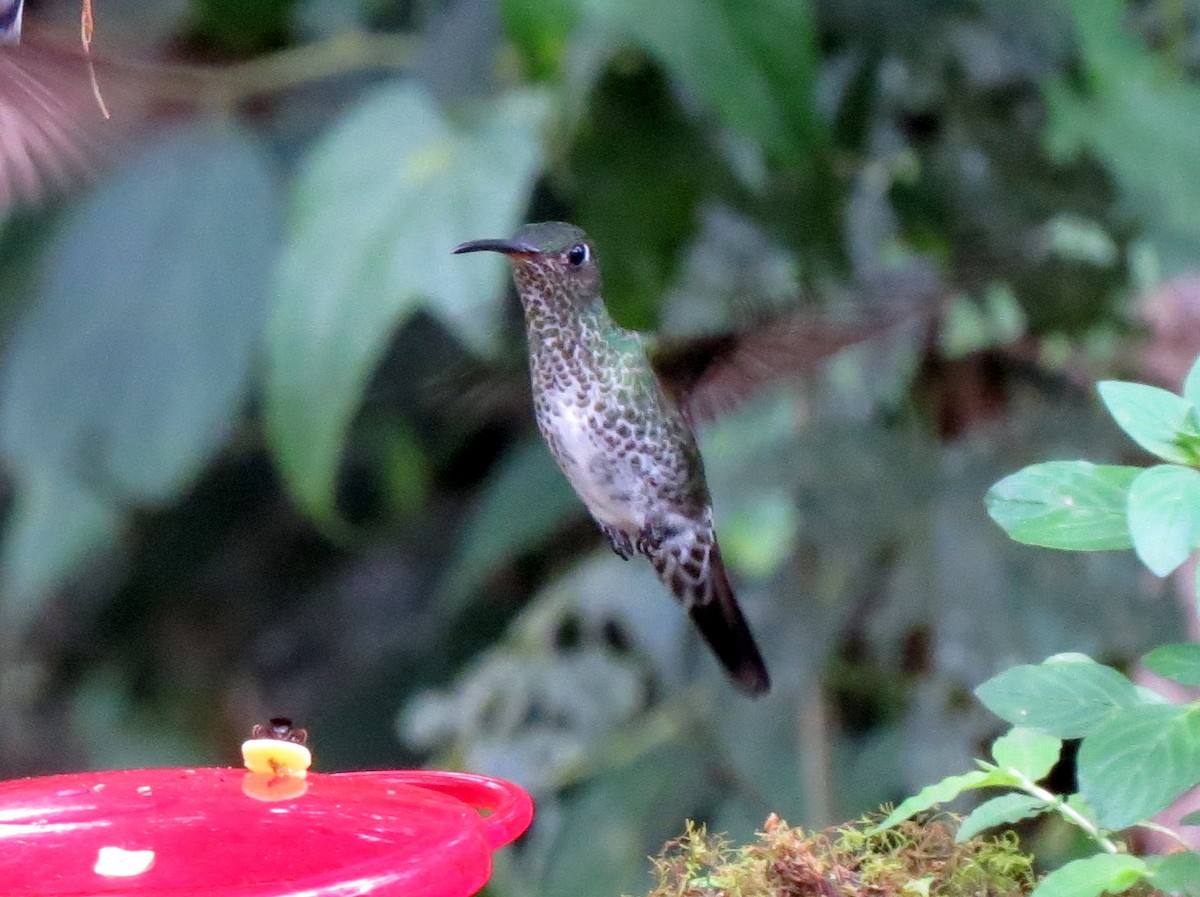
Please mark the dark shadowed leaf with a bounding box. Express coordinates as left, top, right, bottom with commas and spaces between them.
436, 438, 580, 612
0, 468, 122, 633
579, 0, 822, 163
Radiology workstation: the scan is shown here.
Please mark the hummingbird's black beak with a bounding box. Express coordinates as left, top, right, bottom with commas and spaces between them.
452, 238, 534, 256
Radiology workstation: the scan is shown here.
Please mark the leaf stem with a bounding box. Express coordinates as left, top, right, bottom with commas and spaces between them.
1015, 774, 1120, 854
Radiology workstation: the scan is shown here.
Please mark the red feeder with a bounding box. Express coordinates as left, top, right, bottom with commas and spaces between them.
0, 767, 533, 896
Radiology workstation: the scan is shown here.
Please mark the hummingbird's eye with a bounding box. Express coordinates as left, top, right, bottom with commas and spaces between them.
566, 243, 589, 267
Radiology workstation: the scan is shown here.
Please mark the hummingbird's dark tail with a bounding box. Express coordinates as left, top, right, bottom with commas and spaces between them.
689, 544, 771, 696
649, 530, 770, 696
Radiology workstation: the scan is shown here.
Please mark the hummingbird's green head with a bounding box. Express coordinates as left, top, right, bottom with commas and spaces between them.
453, 221, 601, 306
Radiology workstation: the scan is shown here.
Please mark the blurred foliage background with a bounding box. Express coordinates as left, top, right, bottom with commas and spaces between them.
2, 0, 1199, 893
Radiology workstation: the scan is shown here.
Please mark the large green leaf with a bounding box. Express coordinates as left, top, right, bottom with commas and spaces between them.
266, 83, 545, 524
579, 0, 822, 163
974, 655, 1140, 738
985, 461, 1137, 551
1077, 703, 1200, 830
1127, 464, 1200, 576
0, 125, 279, 503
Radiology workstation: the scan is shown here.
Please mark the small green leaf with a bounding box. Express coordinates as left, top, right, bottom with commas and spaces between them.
1097, 381, 1200, 464
1182, 809, 1200, 825
266, 83, 545, 525
1077, 703, 1200, 829
1032, 854, 1148, 897
956, 793, 1050, 842
991, 727, 1062, 780
985, 462, 1138, 551
1185, 356, 1200, 409
1143, 643, 1200, 686
1149, 851, 1200, 896
1127, 465, 1200, 576
975, 655, 1141, 738
873, 770, 1004, 831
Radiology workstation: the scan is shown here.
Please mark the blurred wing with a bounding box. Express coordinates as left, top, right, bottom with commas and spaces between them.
0, 36, 155, 212
651, 263, 946, 424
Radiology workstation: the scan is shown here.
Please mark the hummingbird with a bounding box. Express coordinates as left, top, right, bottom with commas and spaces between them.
455, 222, 789, 693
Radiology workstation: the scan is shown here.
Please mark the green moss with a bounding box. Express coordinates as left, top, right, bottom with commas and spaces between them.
637, 814, 1037, 897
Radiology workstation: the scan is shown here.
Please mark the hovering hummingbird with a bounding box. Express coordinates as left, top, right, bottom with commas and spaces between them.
454, 222, 935, 695
456, 222, 772, 693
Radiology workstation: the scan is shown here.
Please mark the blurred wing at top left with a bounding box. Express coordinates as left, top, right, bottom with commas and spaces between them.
0, 0, 152, 213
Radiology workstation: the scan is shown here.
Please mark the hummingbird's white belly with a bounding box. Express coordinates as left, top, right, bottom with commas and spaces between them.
545, 401, 645, 534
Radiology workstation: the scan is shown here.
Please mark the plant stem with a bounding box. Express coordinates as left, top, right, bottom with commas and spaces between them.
1016, 775, 1120, 854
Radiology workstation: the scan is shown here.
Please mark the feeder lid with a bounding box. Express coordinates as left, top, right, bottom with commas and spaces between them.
0, 767, 533, 897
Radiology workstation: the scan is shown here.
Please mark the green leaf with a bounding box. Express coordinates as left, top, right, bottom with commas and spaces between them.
1032, 854, 1148, 897
579, 0, 822, 163
1097, 381, 1200, 464
985, 462, 1138, 551
568, 66, 706, 328
1077, 703, 1200, 830
500, 0, 581, 79
1046, 0, 1200, 275
435, 439, 581, 614
0, 125, 278, 503
975, 655, 1140, 738
1149, 851, 1200, 896
1143, 643, 1200, 686
1185, 356, 1200, 409
991, 727, 1062, 780
956, 793, 1051, 842
1127, 464, 1200, 576
719, 489, 798, 578
873, 770, 1004, 831
266, 84, 545, 524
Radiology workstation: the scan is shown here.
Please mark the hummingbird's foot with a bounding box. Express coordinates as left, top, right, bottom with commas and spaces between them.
634, 521, 681, 557
600, 524, 634, 560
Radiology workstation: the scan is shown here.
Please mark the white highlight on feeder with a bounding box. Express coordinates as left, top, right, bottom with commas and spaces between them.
94, 846, 155, 877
